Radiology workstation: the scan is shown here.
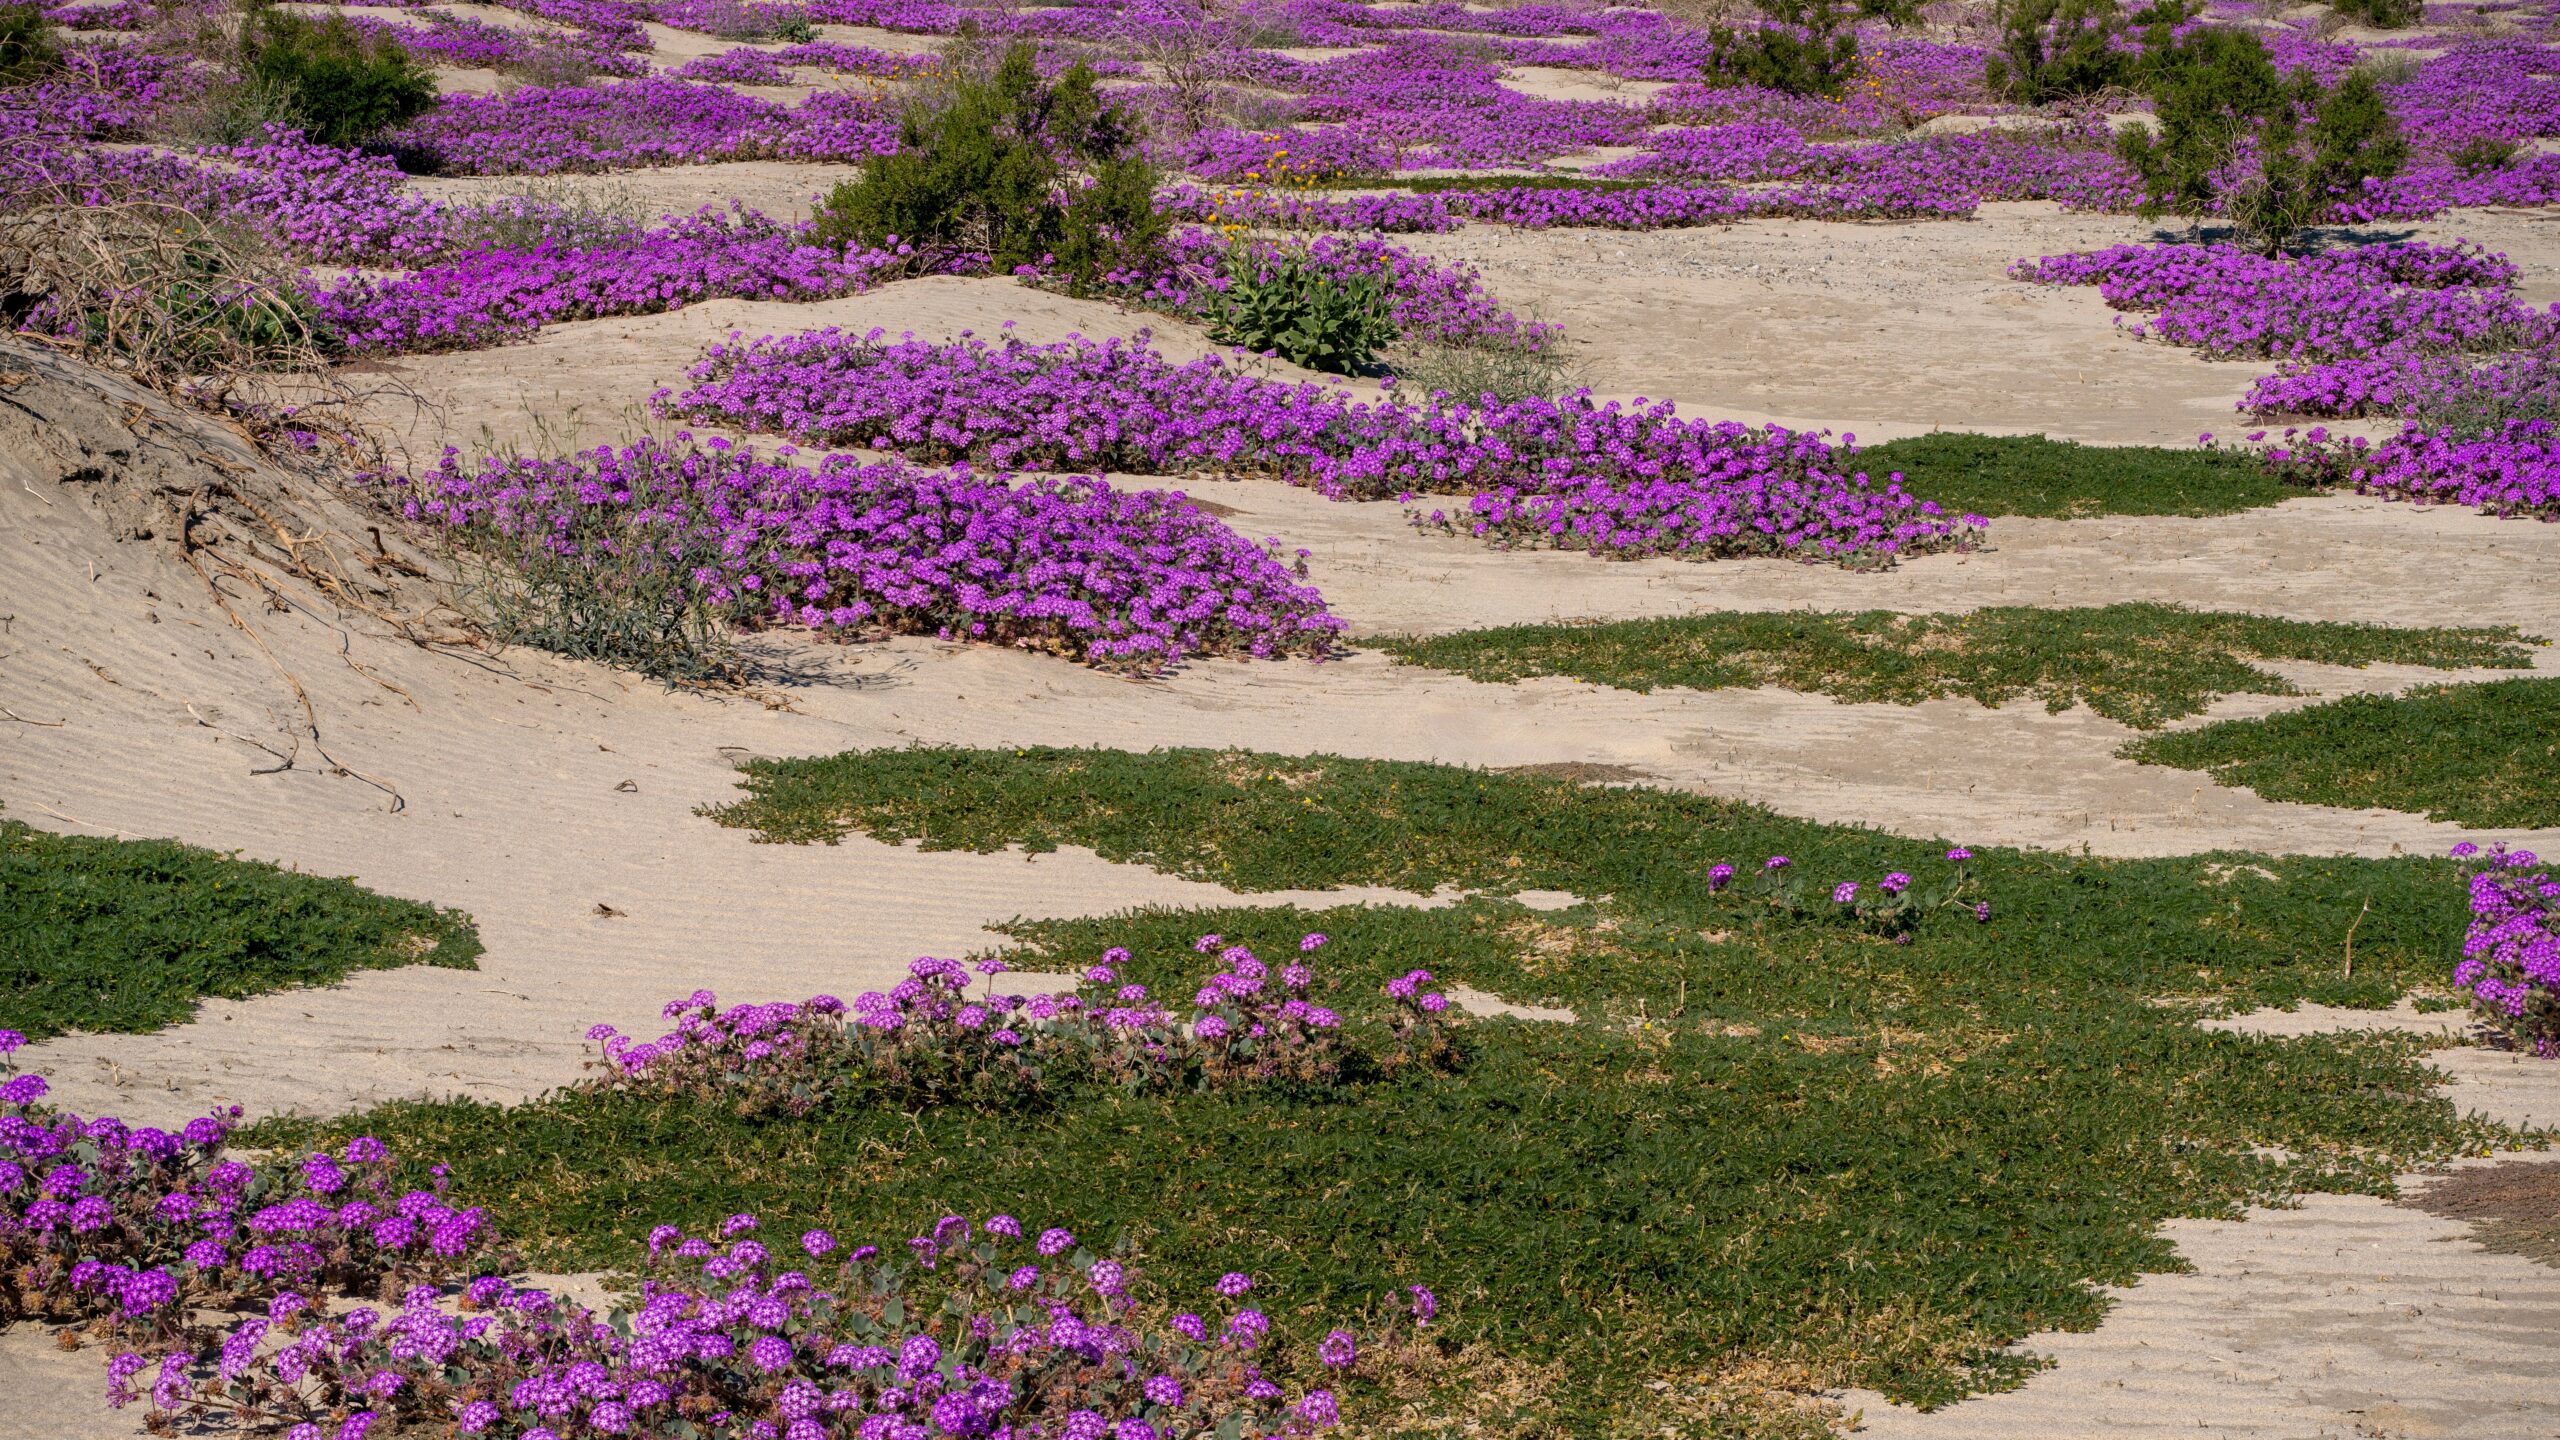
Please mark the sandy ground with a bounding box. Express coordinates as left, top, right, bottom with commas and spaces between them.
400, 158, 863, 224
1839, 1009, 2560, 1438
10, 101, 2560, 1436
1400, 203, 2560, 446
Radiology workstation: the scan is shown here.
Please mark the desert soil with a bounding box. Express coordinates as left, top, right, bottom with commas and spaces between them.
5, 118, 2560, 1436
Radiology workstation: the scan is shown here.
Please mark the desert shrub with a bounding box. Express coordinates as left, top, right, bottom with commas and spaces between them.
0, 201, 334, 390
2352, 48, 2423, 86
811, 40, 1165, 291
440, 176, 649, 251
1207, 239, 1397, 374
2330, 0, 2420, 27
0, 2, 61, 86
238, 7, 438, 148
1708, 0, 1861, 96
2453, 135, 2519, 176
494, 41, 600, 88
1984, 0, 2130, 104
2119, 13, 2406, 254
463, 501, 751, 685
1383, 334, 1578, 404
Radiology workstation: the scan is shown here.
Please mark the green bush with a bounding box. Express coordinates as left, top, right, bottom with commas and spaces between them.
2119, 10, 2406, 254
1708, 0, 1861, 97
2452, 135, 2518, 177
0, 2, 61, 86
812, 41, 1166, 293
1205, 242, 1395, 375
2330, 0, 2420, 28
1984, 0, 2131, 104
240, 7, 438, 148
465, 499, 752, 686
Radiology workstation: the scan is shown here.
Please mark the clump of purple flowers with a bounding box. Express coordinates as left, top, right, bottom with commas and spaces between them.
0, 1039, 500, 1340
660, 329, 1983, 567
2451, 842, 2560, 1056
388, 438, 1343, 668
588, 936, 1460, 1113
119, 1210, 1370, 1440
1706, 847, 1988, 940
2019, 239, 2560, 522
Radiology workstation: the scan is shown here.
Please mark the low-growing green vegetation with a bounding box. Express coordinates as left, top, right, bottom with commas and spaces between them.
1853, 432, 2295, 518
273, 748, 2527, 1436
2125, 676, 2560, 827
0, 818, 478, 1040
1378, 604, 2537, 729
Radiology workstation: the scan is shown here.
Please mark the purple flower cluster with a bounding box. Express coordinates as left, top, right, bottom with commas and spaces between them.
316, 208, 908, 350
389, 76, 899, 174
1705, 846, 1988, 938
121, 1211, 1372, 1440
1, 1043, 498, 1340
2014, 241, 2553, 364
672, 39, 940, 85
339, 9, 649, 78
660, 328, 1981, 565
2225, 421, 2560, 519
591, 933, 1458, 1109
391, 437, 1343, 664
2451, 842, 2560, 1056
2020, 239, 2560, 520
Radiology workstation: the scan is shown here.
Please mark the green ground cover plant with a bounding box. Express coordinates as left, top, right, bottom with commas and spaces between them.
1377, 603, 2538, 729
265, 749, 2527, 1435
2125, 676, 2560, 827
1851, 433, 2295, 518
0, 818, 478, 1039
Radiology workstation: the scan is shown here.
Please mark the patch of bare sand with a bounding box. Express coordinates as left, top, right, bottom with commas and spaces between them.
1398, 203, 2560, 444
638, 20, 780, 65
1836, 1192, 2560, 1438
1499, 65, 1669, 104
1838, 1012, 2559, 1437
400, 159, 856, 225
274, 0, 574, 34
433, 65, 502, 97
